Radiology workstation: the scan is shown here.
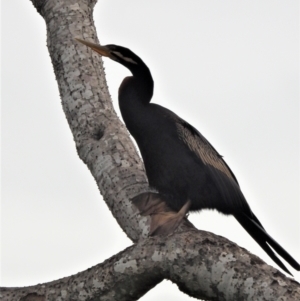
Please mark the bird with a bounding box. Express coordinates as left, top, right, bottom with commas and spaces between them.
75, 38, 300, 275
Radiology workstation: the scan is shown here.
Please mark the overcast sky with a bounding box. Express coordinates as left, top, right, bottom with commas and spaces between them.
2, 0, 299, 299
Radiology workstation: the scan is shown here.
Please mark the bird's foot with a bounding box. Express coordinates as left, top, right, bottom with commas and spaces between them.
132, 192, 191, 236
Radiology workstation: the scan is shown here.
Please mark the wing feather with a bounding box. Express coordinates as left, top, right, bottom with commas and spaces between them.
176, 122, 236, 182
150, 104, 245, 212
160, 107, 245, 212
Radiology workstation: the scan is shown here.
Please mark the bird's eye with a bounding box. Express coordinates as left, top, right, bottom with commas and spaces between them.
111, 51, 138, 65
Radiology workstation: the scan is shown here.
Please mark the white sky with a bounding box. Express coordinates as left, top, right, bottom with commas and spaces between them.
1, 0, 299, 299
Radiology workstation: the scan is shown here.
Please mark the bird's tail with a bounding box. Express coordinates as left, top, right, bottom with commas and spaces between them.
235, 212, 300, 276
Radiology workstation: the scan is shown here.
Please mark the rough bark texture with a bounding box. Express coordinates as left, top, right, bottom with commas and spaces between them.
1, 231, 300, 301
2, 0, 299, 300
32, 0, 153, 242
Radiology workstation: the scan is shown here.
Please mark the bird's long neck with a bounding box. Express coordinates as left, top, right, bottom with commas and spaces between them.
118, 61, 154, 106
118, 65, 154, 135
126, 62, 154, 104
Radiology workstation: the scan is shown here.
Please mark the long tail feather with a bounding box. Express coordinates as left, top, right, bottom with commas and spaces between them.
235, 212, 300, 275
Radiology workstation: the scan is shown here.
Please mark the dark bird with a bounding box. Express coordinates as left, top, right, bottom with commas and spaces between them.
75, 38, 300, 275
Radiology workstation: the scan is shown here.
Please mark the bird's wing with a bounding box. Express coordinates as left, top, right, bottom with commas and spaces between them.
157, 105, 245, 212
150, 104, 236, 185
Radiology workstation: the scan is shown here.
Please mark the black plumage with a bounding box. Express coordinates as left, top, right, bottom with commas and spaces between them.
76, 39, 300, 275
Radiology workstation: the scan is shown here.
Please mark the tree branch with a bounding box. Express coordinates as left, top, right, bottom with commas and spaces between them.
2, 230, 299, 301
30, 0, 152, 241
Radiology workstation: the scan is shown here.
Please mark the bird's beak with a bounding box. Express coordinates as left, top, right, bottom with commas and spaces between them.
75, 38, 111, 58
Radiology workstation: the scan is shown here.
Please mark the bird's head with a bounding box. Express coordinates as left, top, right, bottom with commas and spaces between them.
75, 38, 154, 103
75, 38, 144, 72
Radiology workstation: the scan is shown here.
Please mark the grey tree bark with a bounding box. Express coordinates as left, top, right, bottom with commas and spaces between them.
1, 0, 299, 300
